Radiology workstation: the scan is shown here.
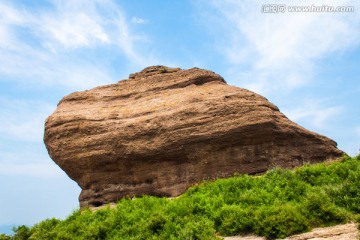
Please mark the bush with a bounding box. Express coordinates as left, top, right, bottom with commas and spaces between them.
303, 189, 349, 226
214, 205, 254, 235
254, 204, 309, 239
12, 225, 32, 240
28, 218, 59, 240
335, 171, 360, 213
160, 215, 219, 240
17, 155, 360, 239
147, 213, 167, 235
0, 234, 12, 240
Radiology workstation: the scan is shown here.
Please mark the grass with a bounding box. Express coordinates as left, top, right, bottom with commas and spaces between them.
2, 155, 360, 240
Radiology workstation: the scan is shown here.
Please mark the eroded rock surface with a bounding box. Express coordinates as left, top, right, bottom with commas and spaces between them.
224, 222, 359, 240
44, 66, 343, 207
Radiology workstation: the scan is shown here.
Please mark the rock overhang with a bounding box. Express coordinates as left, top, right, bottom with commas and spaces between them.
44, 66, 344, 207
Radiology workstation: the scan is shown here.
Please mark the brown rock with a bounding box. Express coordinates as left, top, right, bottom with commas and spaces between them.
288, 222, 358, 240
44, 66, 344, 207
223, 222, 359, 240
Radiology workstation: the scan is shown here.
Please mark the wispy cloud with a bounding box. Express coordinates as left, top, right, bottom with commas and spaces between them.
41, 10, 110, 49
0, 145, 64, 178
201, 0, 360, 94
283, 99, 343, 129
0, 97, 72, 179
0, 98, 55, 142
38, 0, 126, 51
0, 0, 153, 91
131, 17, 148, 25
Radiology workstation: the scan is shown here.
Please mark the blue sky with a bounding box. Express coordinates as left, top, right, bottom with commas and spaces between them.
1, 0, 360, 233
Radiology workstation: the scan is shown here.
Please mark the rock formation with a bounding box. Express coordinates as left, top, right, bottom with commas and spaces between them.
44, 66, 343, 207
224, 223, 359, 240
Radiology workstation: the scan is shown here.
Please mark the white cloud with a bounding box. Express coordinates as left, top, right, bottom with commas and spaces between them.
37, 0, 121, 50
131, 17, 148, 24
36, 0, 150, 65
41, 12, 110, 49
0, 98, 55, 142
0, 1, 27, 49
202, 0, 360, 95
283, 99, 343, 129
0, 0, 153, 90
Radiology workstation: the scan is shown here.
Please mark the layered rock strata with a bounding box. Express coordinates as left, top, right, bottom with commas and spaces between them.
44, 66, 343, 207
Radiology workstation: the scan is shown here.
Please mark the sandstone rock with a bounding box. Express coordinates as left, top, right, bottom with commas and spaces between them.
44, 66, 344, 207
223, 222, 359, 240
288, 222, 358, 240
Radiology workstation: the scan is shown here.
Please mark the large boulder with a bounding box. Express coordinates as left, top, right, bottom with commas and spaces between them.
44, 66, 343, 207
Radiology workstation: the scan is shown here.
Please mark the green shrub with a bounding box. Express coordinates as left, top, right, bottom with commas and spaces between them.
0, 234, 12, 240
302, 189, 349, 226
28, 218, 59, 240
253, 204, 309, 239
214, 205, 254, 235
18, 155, 360, 239
335, 171, 360, 213
160, 215, 219, 240
12, 225, 32, 240
147, 213, 167, 235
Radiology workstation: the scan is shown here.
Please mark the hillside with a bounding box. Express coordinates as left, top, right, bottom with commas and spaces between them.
1, 155, 360, 240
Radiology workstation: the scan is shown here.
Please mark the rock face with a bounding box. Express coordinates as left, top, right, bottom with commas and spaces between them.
44, 66, 343, 207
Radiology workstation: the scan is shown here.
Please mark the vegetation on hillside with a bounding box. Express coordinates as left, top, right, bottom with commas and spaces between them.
1, 155, 360, 240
